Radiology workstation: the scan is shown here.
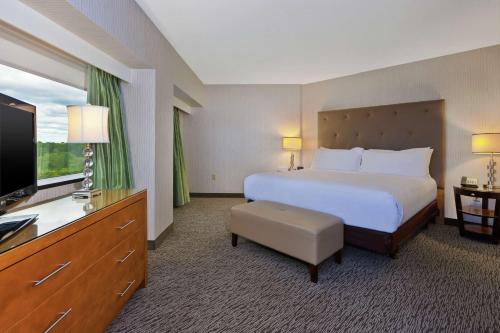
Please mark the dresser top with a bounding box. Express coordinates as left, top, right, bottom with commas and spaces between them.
0, 189, 145, 255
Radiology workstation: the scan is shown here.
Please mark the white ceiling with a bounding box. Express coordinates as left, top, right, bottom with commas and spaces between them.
136, 0, 500, 84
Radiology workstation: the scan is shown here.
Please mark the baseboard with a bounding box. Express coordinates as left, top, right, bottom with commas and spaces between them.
190, 193, 244, 198
147, 223, 174, 250
444, 217, 458, 226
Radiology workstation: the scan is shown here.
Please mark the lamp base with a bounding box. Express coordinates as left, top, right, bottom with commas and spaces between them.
288, 152, 295, 171
486, 154, 497, 191
72, 143, 101, 200
72, 188, 102, 200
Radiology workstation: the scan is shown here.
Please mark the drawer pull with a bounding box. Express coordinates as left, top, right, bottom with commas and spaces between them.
117, 280, 136, 297
33, 261, 72, 287
117, 249, 136, 263
43, 308, 72, 333
116, 219, 135, 230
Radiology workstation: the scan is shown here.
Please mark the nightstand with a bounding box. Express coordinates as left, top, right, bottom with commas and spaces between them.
453, 186, 500, 244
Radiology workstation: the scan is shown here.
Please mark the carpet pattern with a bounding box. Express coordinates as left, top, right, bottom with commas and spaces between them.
107, 198, 500, 333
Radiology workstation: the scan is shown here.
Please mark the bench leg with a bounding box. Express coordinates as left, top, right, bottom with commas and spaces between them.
334, 249, 342, 264
308, 264, 318, 283
231, 233, 238, 247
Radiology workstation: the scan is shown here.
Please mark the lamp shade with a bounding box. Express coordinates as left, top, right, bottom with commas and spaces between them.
282, 137, 302, 151
472, 133, 500, 154
67, 105, 109, 143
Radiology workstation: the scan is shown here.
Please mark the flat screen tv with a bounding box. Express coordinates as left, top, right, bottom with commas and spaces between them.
0, 93, 37, 212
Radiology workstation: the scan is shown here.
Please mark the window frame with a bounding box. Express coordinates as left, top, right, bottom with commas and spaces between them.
37, 173, 84, 190
0, 62, 88, 186
0, 26, 89, 190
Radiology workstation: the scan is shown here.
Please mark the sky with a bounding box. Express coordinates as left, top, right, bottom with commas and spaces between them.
0, 63, 87, 143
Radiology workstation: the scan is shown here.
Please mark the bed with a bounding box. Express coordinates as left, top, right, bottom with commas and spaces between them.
245, 169, 437, 233
245, 100, 444, 257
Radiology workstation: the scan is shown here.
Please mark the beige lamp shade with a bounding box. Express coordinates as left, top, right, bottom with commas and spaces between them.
282, 137, 302, 151
67, 105, 110, 143
472, 133, 500, 154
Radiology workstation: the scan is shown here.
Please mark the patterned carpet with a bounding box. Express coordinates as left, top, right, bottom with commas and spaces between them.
107, 198, 500, 333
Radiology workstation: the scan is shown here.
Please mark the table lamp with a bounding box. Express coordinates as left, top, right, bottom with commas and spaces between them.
67, 105, 109, 198
282, 137, 302, 171
472, 133, 500, 190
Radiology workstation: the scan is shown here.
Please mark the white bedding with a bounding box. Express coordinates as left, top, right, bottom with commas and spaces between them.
243, 169, 437, 233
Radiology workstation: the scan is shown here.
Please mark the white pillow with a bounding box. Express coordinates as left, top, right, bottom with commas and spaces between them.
359, 148, 433, 177
311, 147, 364, 171
369, 148, 433, 170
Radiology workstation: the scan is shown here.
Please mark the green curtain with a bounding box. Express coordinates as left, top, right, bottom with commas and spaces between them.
173, 107, 190, 207
86, 66, 132, 189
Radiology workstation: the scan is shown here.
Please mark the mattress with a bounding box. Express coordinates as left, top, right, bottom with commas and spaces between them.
243, 169, 437, 233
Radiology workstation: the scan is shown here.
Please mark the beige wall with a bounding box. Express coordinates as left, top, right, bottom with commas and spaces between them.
64, 0, 205, 240
302, 44, 500, 218
183, 85, 301, 193
21, 0, 205, 240
121, 70, 156, 234
9, 1, 500, 225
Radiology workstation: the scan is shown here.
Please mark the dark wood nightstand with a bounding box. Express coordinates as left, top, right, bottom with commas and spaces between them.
453, 186, 500, 244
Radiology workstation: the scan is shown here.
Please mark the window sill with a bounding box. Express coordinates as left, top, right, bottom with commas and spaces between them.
37, 173, 84, 190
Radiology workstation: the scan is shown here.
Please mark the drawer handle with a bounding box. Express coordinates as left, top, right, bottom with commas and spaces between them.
33, 261, 72, 287
116, 249, 136, 263
43, 308, 72, 333
116, 219, 135, 230
117, 280, 136, 297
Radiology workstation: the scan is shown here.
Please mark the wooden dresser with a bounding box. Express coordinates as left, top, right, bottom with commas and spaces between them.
0, 189, 147, 332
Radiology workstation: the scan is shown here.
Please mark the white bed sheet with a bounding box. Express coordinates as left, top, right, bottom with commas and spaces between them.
243, 169, 437, 233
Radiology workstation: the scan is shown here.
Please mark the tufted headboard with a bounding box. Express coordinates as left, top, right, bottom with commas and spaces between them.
318, 100, 445, 188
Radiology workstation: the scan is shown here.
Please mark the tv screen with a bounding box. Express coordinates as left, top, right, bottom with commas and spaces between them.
0, 96, 36, 201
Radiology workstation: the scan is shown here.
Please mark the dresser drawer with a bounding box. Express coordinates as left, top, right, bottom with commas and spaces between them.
6, 268, 92, 333
0, 199, 146, 329
69, 263, 145, 333
0, 222, 105, 328
98, 199, 145, 249
68, 229, 146, 333
7, 227, 146, 333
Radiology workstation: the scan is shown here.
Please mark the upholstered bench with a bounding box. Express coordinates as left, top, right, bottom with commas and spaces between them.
230, 201, 343, 283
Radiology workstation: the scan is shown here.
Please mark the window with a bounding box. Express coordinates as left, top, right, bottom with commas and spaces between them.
0, 63, 87, 180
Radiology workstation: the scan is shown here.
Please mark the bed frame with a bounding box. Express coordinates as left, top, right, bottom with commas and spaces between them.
318, 100, 445, 257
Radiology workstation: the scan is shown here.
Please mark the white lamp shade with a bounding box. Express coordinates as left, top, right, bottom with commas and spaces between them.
67, 105, 110, 143
472, 133, 500, 154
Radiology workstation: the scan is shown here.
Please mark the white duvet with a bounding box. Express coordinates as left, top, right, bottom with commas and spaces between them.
243, 169, 437, 233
